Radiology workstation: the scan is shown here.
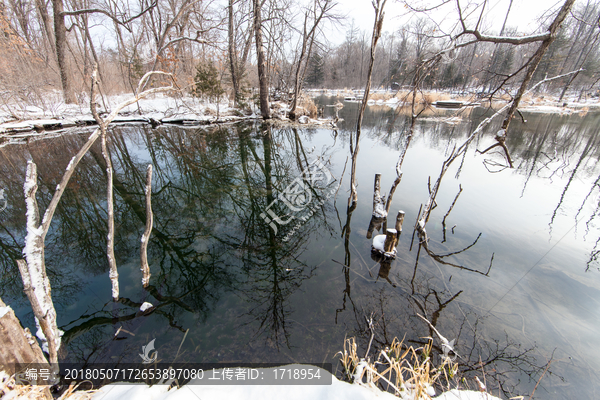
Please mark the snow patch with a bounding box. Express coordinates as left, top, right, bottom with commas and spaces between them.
89, 364, 499, 400
373, 202, 387, 218
139, 302, 153, 312
0, 305, 12, 318
92, 365, 399, 400
372, 235, 386, 252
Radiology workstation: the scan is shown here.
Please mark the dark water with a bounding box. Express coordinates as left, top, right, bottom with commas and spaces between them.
1, 99, 599, 398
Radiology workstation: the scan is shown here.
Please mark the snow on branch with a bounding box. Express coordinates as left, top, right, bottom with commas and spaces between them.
91, 67, 173, 300
141, 165, 153, 288
19, 163, 60, 364
16, 70, 177, 364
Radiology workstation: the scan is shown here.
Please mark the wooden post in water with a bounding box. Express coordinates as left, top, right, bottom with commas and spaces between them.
373, 173, 381, 212
367, 173, 387, 238
372, 173, 386, 217
140, 165, 153, 288
383, 229, 398, 253
395, 210, 405, 238
366, 216, 384, 239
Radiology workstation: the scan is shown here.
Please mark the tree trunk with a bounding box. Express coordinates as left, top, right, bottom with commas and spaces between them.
253, 0, 270, 119
52, 0, 76, 103
349, 0, 386, 207
289, 16, 309, 120
35, 0, 56, 56
228, 0, 240, 106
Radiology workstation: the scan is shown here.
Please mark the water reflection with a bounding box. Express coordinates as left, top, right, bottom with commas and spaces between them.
0, 104, 599, 397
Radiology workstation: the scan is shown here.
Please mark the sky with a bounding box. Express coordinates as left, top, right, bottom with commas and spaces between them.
327, 0, 566, 45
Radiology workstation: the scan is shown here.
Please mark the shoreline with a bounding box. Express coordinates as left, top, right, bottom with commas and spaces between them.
1, 90, 597, 137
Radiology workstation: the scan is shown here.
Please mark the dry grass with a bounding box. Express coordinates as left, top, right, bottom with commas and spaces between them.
368, 92, 396, 101
297, 93, 318, 118
392, 91, 455, 105
0, 372, 98, 400
338, 336, 458, 399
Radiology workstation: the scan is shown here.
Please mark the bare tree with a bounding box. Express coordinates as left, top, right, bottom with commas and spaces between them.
228, 0, 254, 106
253, 0, 270, 119
348, 0, 387, 207
52, 0, 76, 103
288, 0, 337, 120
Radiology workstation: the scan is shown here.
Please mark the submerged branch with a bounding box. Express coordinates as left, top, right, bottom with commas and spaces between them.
141, 165, 153, 287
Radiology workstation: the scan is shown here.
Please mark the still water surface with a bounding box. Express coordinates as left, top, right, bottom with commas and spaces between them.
1, 100, 599, 398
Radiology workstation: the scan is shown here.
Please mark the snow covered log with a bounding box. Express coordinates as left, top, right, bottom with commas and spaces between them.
395, 211, 405, 234
0, 297, 52, 396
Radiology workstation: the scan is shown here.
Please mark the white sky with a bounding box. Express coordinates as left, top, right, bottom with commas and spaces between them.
328, 0, 566, 45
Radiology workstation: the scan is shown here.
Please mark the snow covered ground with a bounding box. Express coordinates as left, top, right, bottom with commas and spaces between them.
0, 91, 338, 136
88, 365, 502, 400
0, 92, 258, 135
1, 88, 597, 136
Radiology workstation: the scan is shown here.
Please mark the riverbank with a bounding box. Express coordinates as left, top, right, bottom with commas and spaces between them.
1, 88, 597, 137
0, 366, 503, 400
306, 87, 600, 114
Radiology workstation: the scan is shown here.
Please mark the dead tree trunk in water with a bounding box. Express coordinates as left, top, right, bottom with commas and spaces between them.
18, 164, 61, 366
395, 210, 405, 235
91, 68, 119, 301
10, 70, 175, 377
355, 0, 386, 134
89, 68, 174, 298
367, 173, 387, 238
141, 165, 153, 287
348, 0, 387, 207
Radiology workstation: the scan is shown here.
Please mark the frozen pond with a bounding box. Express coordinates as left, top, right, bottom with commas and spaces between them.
1, 99, 599, 398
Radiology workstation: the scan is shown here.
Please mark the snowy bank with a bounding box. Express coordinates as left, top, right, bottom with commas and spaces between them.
0, 92, 342, 136
90, 365, 501, 400
0, 93, 258, 135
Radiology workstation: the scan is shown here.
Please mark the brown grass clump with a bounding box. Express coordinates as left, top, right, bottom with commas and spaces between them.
337, 336, 458, 399
0, 372, 52, 399
0, 372, 98, 400
393, 91, 453, 106
297, 93, 318, 118
369, 93, 395, 101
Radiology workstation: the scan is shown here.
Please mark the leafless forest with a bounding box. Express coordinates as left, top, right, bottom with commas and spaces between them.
0, 0, 599, 110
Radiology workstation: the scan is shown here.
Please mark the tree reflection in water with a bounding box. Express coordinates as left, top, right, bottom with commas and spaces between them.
0, 107, 599, 397
0, 123, 337, 363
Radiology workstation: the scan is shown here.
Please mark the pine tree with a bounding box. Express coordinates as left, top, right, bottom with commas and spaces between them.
305, 52, 325, 88
193, 61, 224, 103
